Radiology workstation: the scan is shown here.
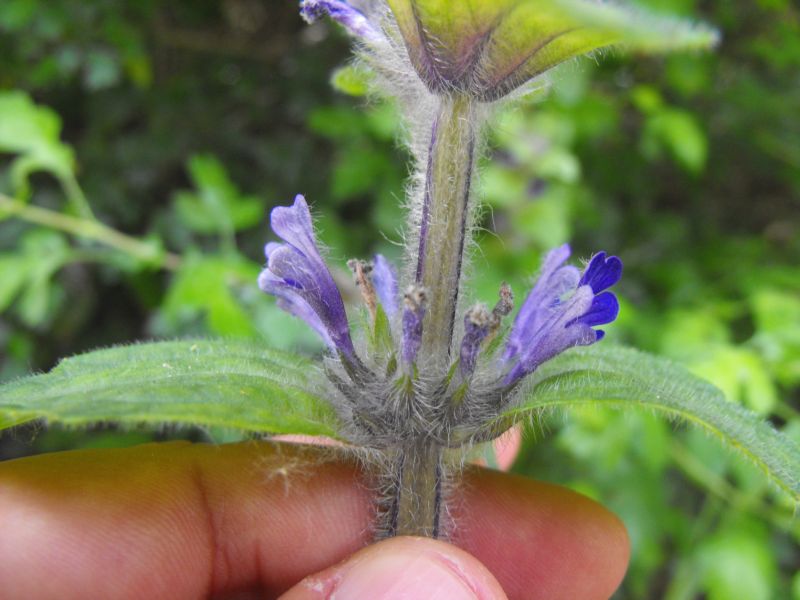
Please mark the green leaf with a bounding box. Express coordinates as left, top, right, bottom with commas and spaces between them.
0, 339, 341, 438
0, 229, 71, 326
506, 345, 800, 502
0, 91, 76, 195
387, 0, 718, 100
642, 108, 708, 174
0, 255, 29, 312
172, 154, 263, 235
331, 145, 393, 201
159, 255, 261, 338
331, 64, 373, 96
698, 520, 775, 600
750, 289, 800, 385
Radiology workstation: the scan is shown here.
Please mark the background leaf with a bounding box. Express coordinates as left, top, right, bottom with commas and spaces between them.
0, 91, 75, 195
157, 255, 261, 338
0, 339, 341, 438
172, 154, 263, 236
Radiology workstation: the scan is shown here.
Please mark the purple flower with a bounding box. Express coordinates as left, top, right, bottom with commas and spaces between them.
300, 0, 384, 43
372, 254, 399, 317
258, 195, 357, 362
503, 245, 621, 386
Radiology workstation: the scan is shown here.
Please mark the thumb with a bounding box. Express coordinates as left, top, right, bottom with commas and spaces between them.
280, 536, 508, 600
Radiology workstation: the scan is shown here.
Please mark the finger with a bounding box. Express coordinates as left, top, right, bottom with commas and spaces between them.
281, 536, 508, 600
0, 440, 628, 600
0, 440, 369, 600
451, 466, 629, 600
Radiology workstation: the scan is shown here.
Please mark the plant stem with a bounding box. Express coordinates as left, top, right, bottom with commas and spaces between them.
390, 442, 444, 538
60, 173, 96, 220
395, 94, 477, 538
416, 93, 477, 362
0, 193, 181, 271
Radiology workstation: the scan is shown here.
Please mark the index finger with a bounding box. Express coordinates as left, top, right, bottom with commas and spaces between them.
0, 440, 628, 599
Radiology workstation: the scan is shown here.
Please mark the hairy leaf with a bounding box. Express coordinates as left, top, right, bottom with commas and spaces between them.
506, 345, 800, 502
0, 339, 341, 438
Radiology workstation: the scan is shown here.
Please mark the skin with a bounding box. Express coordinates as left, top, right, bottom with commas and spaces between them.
0, 441, 629, 599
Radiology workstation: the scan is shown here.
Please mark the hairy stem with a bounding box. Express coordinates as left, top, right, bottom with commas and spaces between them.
416, 94, 477, 361
389, 442, 444, 538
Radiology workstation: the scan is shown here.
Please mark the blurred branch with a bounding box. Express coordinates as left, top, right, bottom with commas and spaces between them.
0, 193, 181, 271
663, 496, 719, 600
59, 172, 95, 221
669, 439, 799, 534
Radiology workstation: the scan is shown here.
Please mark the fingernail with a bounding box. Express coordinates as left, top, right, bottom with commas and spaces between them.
331, 547, 480, 600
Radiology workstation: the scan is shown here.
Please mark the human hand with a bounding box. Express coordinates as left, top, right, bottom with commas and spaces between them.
0, 441, 628, 599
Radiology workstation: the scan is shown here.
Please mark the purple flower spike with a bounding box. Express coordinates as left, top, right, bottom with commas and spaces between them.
258, 195, 357, 362
401, 285, 427, 372
372, 254, 399, 317
502, 246, 622, 387
300, 0, 384, 43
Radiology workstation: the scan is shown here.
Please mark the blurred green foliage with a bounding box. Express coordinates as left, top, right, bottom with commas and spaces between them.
0, 0, 798, 597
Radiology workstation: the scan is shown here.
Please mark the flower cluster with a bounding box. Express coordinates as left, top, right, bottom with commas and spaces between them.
259, 195, 621, 446
258, 0, 707, 538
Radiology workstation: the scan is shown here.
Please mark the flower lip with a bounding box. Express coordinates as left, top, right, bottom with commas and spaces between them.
258, 268, 334, 348
259, 194, 357, 362
502, 245, 622, 386
503, 243, 580, 363
579, 251, 623, 294
570, 291, 619, 328
372, 254, 399, 317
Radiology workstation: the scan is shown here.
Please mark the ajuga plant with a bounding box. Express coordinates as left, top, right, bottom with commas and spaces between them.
0, 0, 798, 544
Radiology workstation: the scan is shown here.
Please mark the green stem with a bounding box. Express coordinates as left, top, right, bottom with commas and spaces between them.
59, 173, 96, 220
669, 439, 798, 532
390, 442, 444, 538
416, 94, 477, 362
0, 193, 181, 271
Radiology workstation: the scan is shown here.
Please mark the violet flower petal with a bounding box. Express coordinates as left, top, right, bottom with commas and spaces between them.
504, 285, 596, 386
300, 0, 384, 43
503, 244, 579, 361
571, 291, 619, 327
259, 195, 356, 361
502, 246, 623, 387
258, 270, 334, 348
372, 254, 399, 317
578, 252, 623, 293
